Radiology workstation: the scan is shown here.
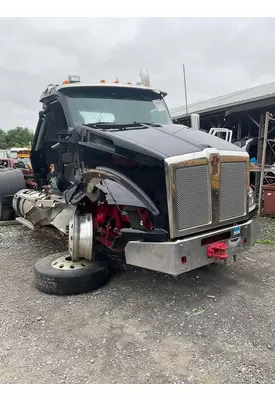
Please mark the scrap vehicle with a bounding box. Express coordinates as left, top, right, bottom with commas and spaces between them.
0, 157, 36, 187
9, 147, 31, 159
8, 147, 32, 169
0, 150, 8, 158
0, 158, 36, 220
4, 70, 259, 295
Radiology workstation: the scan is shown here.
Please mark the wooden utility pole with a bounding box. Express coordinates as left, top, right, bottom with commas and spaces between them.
258, 111, 270, 216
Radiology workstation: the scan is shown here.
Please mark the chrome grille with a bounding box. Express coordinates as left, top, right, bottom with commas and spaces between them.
174, 165, 212, 231
219, 162, 247, 222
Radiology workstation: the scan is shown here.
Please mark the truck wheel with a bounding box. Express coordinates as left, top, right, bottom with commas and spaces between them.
34, 252, 110, 295
0, 168, 26, 220
0, 204, 13, 221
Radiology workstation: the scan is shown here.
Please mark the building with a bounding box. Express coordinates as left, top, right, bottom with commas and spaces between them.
170, 82, 275, 193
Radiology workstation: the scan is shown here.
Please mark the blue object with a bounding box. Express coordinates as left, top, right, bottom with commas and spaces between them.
250, 157, 257, 165
233, 226, 241, 236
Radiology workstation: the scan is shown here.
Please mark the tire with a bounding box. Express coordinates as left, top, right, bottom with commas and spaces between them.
34, 251, 110, 295
0, 168, 26, 220
0, 204, 13, 221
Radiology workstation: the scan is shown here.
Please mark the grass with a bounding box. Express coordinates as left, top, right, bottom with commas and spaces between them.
257, 217, 275, 244
256, 239, 275, 245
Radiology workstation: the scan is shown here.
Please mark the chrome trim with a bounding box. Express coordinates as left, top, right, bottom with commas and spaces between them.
218, 161, 247, 222
125, 217, 259, 277
219, 150, 250, 192
165, 148, 250, 239
248, 187, 256, 213
173, 163, 212, 231
69, 212, 93, 261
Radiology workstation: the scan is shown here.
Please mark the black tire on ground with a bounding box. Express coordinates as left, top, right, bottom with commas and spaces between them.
0, 168, 26, 221
0, 205, 13, 221
34, 251, 110, 295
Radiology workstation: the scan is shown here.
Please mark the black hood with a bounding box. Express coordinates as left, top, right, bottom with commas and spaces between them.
84, 123, 243, 160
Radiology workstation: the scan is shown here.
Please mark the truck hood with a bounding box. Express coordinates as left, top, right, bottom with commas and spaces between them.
86, 123, 243, 159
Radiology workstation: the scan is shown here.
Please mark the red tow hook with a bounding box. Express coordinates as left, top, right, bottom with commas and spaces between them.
207, 242, 228, 260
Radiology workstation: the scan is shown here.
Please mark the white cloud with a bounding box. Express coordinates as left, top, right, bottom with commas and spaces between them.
1, 17, 275, 130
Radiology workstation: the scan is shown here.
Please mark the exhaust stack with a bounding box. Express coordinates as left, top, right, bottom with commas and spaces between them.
190, 114, 200, 130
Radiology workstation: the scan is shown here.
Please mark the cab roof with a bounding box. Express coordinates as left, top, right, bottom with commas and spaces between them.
40, 82, 167, 104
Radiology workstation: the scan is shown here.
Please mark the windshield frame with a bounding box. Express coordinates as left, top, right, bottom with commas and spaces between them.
59, 85, 173, 128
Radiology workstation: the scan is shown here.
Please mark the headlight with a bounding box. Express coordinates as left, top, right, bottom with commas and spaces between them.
248, 187, 256, 212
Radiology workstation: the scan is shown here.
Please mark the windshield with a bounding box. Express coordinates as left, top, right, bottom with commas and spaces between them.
62, 86, 172, 126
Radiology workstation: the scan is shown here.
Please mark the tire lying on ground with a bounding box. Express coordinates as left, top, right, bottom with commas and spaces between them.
0, 168, 26, 220
34, 251, 110, 295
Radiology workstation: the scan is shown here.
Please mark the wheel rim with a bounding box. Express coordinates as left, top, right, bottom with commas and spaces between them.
68, 213, 93, 261
51, 255, 91, 270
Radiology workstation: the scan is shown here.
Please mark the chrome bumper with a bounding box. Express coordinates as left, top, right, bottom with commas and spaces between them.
125, 217, 259, 276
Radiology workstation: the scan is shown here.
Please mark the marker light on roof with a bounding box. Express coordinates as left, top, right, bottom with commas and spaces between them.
63, 80, 70, 84
127, 82, 132, 84
99, 79, 106, 83
68, 75, 80, 83
113, 80, 119, 84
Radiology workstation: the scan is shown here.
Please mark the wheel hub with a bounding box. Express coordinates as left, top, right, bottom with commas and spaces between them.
51, 255, 91, 270
69, 212, 93, 261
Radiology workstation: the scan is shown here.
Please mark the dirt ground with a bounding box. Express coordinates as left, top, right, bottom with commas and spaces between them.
0, 218, 275, 384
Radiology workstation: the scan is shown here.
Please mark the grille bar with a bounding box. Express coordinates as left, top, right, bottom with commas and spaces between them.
173, 165, 212, 231
165, 150, 249, 239
219, 162, 247, 222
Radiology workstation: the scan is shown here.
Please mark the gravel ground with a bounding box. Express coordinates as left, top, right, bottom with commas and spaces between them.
0, 219, 275, 384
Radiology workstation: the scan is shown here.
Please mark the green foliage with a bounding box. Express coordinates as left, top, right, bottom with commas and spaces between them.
256, 239, 275, 245
0, 127, 33, 149
0, 129, 7, 149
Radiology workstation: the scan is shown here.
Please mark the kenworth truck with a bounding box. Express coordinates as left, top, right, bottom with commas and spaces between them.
7, 71, 259, 294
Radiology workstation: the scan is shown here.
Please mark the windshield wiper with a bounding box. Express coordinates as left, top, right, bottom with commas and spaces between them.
85, 122, 139, 129
85, 122, 119, 128
85, 121, 163, 130
133, 122, 162, 127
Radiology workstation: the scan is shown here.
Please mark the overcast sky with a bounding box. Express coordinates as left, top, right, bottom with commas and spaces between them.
1, 17, 275, 131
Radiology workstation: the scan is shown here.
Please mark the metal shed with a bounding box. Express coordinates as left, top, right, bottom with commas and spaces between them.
171, 82, 275, 198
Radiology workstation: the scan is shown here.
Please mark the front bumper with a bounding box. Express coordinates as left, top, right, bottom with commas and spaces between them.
125, 217, 259, 276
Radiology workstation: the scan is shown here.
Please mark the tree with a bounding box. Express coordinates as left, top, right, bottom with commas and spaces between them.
0, 129, 7, 149
5, 127, 34, 148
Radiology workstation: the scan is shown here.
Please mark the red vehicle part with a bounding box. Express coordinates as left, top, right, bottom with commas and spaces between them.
0, 158, 36, 189
25, 178, 37, 189
93, 204, 152, 249
207, 242, 228, 260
